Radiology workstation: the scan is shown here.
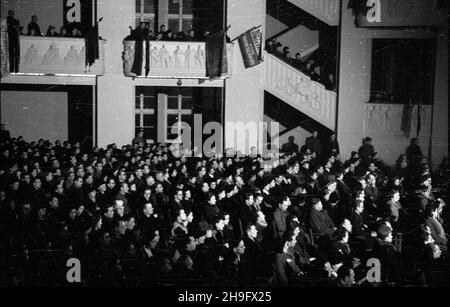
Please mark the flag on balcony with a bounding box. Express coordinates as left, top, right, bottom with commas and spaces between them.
0, 19, 10, 77
236, 25, 262, 69
401, 100, 413, 138
205, 29, 228, 79
131, 38, 144, 76
85, 18, 101, 67
416, 99, 422, 137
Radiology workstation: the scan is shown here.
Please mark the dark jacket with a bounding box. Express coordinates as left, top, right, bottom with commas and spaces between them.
309, 209, 335, 236
273, 208, 288, 239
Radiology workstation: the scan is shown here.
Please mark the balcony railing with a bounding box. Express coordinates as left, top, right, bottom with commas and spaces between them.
123, 40, 234, 79
262, 51, 337, 130
364, 103, 432, 137
14, 36, 105, 76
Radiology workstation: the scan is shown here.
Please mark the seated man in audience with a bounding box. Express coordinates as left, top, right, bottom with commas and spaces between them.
374, 224, 400, 285
243, 224, 269, 280
309, 198, 336, 238
273, 196, 291, 240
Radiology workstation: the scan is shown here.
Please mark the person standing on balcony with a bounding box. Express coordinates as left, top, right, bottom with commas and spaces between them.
46, 26, 57, 37
158, 25, 167, 40
186, 29, 196, 42
7, 10, 20, 73
27, 15, 42, 36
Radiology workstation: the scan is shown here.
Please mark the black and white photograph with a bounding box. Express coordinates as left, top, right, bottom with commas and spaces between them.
0, 0, 448, 296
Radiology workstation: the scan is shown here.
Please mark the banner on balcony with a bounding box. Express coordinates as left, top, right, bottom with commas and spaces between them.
205, 30, 228, 79
63, 0, 94, 34
237, 25, 262, 69
0, 19, 10, 77
85, 19, 100, 67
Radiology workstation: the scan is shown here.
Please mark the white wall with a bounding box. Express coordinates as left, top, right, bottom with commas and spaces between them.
1, 91, 68, 142
337, 0, 447, 166
1, 0, 63, 35
97, 0, 135, 148
265, 14, 288, 39
225, 0, 266, 155
431, 26, 448, 167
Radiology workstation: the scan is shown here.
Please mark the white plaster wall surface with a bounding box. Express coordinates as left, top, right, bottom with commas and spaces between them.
1, 91, 68, 142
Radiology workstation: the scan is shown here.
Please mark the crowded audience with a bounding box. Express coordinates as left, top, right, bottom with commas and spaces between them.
0, 128, 448, 287
266, 37, 337, 91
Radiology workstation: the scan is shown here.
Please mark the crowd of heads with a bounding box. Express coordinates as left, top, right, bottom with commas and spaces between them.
0, 131, 448, 287
266, 37, 336, 91
7, 10, 85, 38
128, 22, 212, 42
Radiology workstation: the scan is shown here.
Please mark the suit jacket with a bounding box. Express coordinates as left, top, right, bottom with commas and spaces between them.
351, 211, 368, 238
281, 142, 299, 154
273, 208, 288, 239
305, 136, 322, 155
273, 252, 300, 286
309, 209, 335, 236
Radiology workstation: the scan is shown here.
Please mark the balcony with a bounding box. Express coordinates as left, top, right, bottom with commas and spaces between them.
11, 36, 105, 76
262, 51, 337, 130
123, 40, 234, 79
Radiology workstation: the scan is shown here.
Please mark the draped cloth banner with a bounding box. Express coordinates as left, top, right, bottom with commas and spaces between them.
205, 29, 228, 79
131, 38, 144, 76
401, 103, 413, 138
416, 100, 422, 137
237, 25, 262, 69
85, 19, 101, 67
0, 19, 10, 77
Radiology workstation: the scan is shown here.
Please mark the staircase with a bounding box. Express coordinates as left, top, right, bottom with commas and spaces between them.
267, 0, 321, 31
262, 51, 337, 130
286, 0, 340, 26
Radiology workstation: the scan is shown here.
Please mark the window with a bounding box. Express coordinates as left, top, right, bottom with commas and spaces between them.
369, 39, 435, 105
135, 87, 157, 142
135, 0, 156, 31
167, 0, 193, 33
164, 88, 193, 142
